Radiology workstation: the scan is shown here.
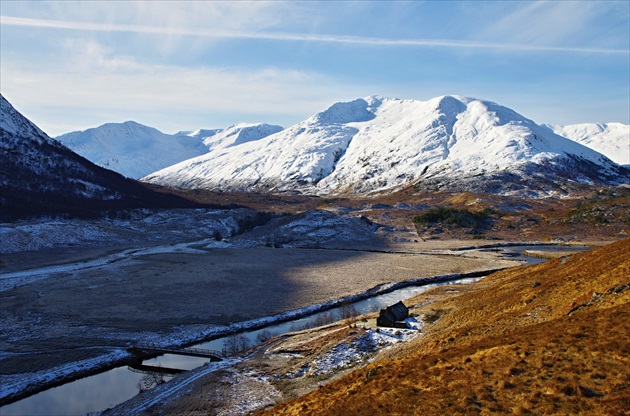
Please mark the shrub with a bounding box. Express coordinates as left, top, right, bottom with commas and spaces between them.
564, 191, 630, 225
256, 329, 275, 343
413, 207, 496, 228
422, 309, 445, 324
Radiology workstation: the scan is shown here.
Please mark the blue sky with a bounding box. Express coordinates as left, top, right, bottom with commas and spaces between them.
1, 1, 628, 136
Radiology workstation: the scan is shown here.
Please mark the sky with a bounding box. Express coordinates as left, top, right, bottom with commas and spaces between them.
1, 0, 629, 137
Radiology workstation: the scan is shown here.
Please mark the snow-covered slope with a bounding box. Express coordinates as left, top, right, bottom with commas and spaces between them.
198, 123, 284, 152
57, 122, 283, 179
143, 96, 628, 197
0, 94, 196, 220
545, 123, 629, 166
56, 122, 208, 179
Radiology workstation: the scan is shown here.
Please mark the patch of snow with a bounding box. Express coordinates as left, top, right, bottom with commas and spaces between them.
310, 328, 418, 375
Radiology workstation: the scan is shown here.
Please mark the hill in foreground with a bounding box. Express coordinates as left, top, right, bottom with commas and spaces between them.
266, 239, 630, 415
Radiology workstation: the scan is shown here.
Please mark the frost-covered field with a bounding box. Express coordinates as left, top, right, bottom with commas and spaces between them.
0, 208, 258, 254
0, 207, 388, 258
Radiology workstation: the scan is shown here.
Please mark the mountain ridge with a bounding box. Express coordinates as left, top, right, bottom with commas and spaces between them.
544, 122, 629, 166
56, 121, 283, 179
143, 95, 628, 197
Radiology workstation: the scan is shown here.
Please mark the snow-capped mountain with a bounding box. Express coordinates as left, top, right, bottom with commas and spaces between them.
545, 123, 629, 166
197, 123, 284, 152
0, 94, 196, 220
57, 122, 283, 179
56, 121, 208, 179
143, 95, 628, 197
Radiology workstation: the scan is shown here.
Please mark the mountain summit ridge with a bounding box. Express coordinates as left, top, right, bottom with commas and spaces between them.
56, 121, 283, 179
143, 95, 628, 197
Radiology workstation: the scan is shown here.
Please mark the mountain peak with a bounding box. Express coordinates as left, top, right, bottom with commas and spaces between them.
0, 94, 48, 140
312, 98, 376, 124
143, 95, 628, 197
1, 94, 197, 220
56, 121, 208, 179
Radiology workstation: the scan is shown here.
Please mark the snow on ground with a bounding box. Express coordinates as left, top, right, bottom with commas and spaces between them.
209, 369, 282, 416
310, 328, 419, 376
0, 208, 256, 254
107, 327, 423, 415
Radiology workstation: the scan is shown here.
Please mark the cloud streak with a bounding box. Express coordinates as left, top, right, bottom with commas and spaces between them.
2, 15, 628, 55
0, 51, 363, 135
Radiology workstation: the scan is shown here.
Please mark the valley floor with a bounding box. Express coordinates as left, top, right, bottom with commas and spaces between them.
0, 231, 516, 406
1, 194, 624, 412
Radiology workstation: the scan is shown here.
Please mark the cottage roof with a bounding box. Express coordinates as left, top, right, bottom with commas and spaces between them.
380, 301, 408, 322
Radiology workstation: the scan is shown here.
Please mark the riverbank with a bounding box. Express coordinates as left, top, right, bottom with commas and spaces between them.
103, 271, 500, 415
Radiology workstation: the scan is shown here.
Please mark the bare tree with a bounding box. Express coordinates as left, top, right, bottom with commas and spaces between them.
256, 329, 275, 343
137, 370, 166, 393
340, 302, 359, 321
222, 334, 251, 355
312, 311, 335, 327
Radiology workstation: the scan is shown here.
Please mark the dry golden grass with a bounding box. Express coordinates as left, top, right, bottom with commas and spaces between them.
264, 239, 630, 415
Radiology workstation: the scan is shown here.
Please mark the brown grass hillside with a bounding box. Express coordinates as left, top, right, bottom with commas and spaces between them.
265, 239, 630, 415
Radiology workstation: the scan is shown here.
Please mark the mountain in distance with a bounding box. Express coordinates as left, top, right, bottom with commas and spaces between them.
179, 122, 284, 152
544, 123, 629, 166
0, 94, 198, 220
57, 122, 284, 179
143, 95, 628, 197
56, 121, 207, 179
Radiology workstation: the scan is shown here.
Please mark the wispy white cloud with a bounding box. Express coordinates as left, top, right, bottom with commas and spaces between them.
0, 42, 363, 135
2, 15, 627, 55
478, 1, 629, 49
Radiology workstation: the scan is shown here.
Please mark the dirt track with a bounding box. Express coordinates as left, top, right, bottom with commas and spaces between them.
0, 243, 517, 376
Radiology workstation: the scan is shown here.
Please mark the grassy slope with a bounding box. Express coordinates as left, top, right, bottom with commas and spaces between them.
265, 239, 630, 415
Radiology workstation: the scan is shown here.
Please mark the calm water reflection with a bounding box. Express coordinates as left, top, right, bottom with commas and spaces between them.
1, 367, 146, 416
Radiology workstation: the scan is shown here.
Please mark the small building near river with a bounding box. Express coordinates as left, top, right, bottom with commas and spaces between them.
377, 301, 409, 328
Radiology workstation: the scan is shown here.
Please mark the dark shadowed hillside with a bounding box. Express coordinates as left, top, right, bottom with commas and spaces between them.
0, 94, 201, 221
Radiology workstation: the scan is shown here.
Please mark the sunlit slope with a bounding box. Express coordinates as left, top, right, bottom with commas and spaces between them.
144, 96, 627, 196
266, 239, 630, 415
